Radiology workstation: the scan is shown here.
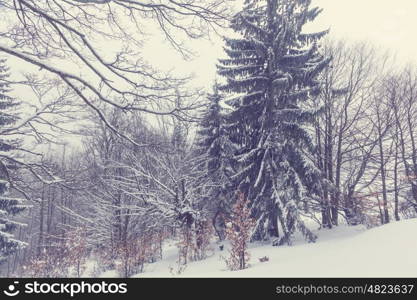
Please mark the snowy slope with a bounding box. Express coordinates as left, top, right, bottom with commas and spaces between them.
131, 219, 417, 278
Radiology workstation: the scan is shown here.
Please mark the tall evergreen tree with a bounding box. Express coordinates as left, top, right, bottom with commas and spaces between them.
197, 84, 233, 180
0, 58, 26, 264
218, 0, 330, 244
196, 84, 235, 240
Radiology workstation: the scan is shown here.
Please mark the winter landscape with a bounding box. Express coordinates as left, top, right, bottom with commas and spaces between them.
0, 0, 417, 278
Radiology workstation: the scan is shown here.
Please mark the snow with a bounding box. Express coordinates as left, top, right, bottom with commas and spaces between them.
83, 219, 417, 278
123, 219, 417, 278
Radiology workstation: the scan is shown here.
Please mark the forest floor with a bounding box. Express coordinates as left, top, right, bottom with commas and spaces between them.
93, 218, 417, 278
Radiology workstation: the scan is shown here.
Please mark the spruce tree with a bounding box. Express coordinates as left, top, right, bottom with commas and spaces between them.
0, 58, 25, 264
197, 84, 232, 181
196, 84, 235, 240
218, 0, 330, 244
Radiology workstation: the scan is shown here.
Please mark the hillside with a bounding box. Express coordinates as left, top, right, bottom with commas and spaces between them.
121, 219, 417, 278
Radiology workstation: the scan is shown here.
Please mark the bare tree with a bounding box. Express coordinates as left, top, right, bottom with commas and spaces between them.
0, 0, 233, 144
315, 40, 390, 226
386, 68, 417, 215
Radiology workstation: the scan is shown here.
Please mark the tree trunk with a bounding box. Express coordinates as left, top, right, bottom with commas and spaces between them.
376, 108, 390, 224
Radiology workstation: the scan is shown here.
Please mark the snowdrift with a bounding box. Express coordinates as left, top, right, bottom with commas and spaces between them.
133, 219, 417, 278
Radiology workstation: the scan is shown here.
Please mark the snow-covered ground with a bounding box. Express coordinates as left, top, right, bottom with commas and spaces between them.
89, 219, 417, 278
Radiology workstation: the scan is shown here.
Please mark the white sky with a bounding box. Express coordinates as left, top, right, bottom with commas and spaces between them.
142, 0, 417, 88
313, 0, 415, 60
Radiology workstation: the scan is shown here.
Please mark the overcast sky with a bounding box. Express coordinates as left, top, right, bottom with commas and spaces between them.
5, 1, 417, 90
3, 0, 417, 151
142, 0, 417, 88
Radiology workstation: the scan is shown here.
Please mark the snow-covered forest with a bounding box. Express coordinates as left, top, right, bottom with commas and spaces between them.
0, 0, 416, 278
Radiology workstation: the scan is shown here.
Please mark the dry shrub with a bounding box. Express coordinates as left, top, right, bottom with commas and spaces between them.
23, 227, 88, 277
224, 191, 255, 271
177, 218, 214, 266
115, 229, 167, 277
